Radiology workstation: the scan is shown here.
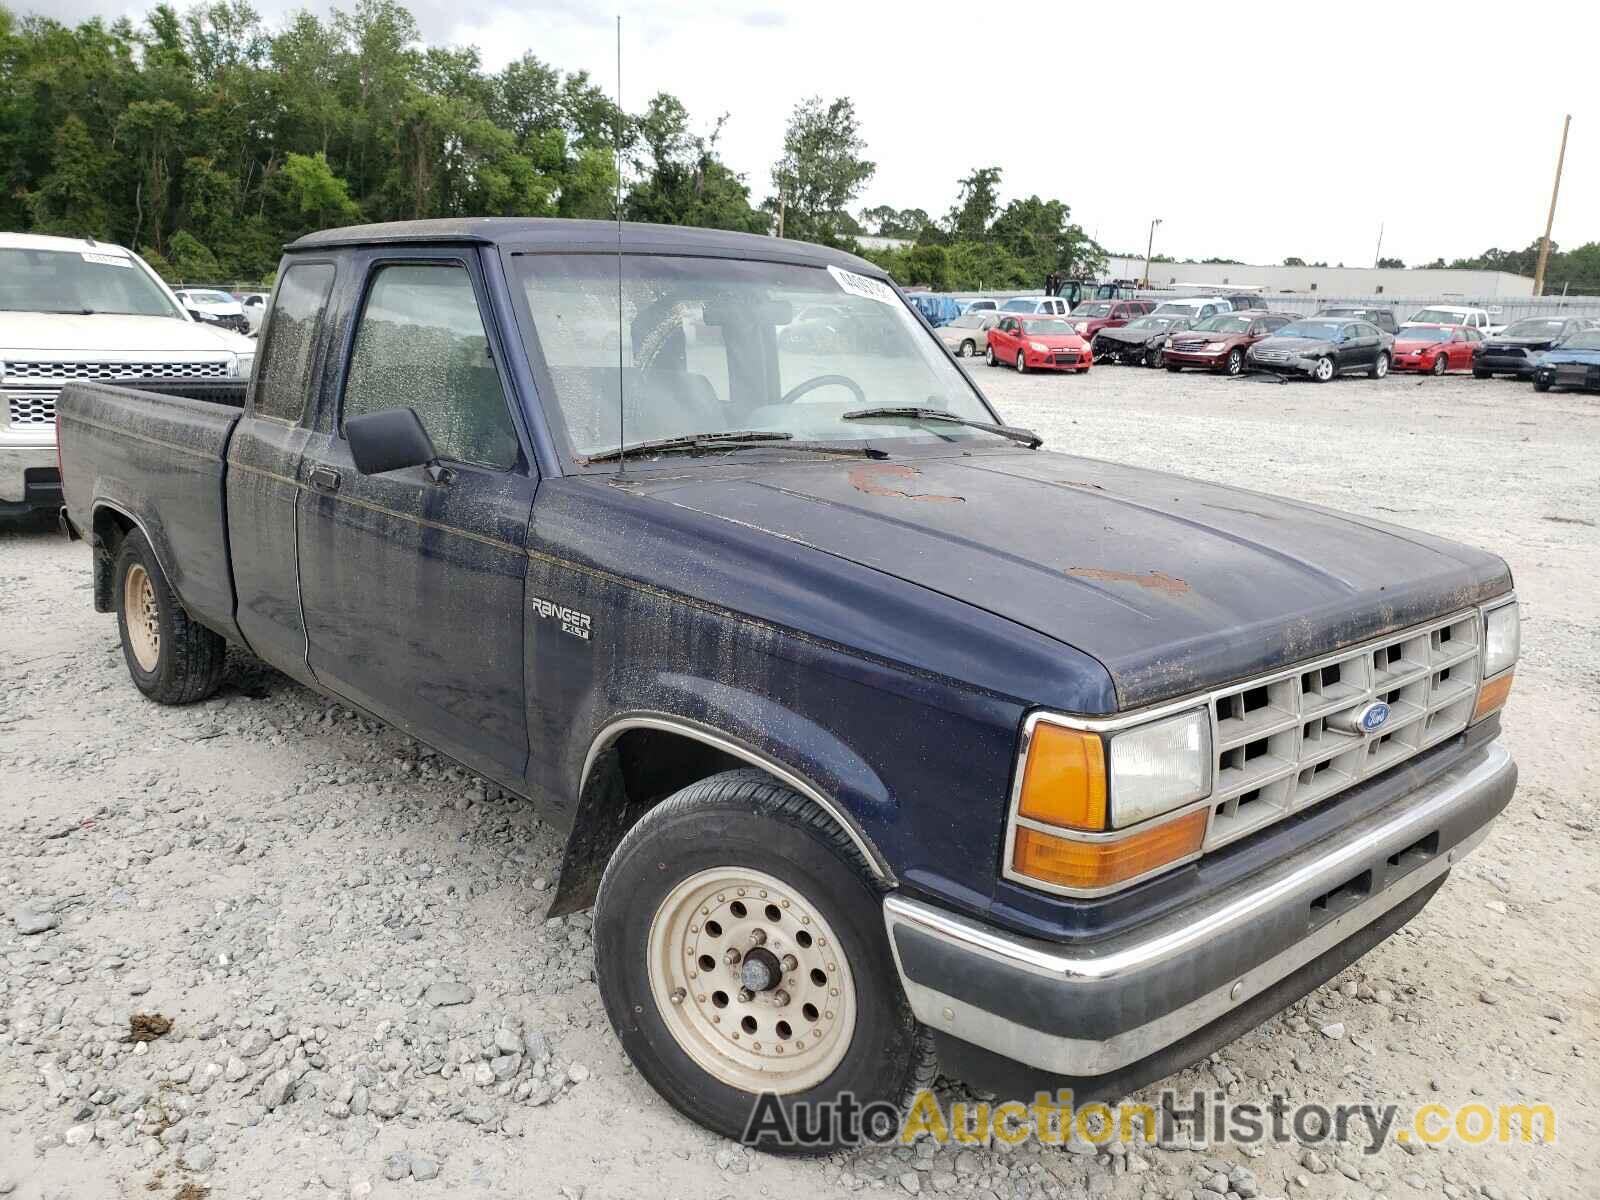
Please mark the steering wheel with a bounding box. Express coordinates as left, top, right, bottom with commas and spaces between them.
780, 373, 867, 406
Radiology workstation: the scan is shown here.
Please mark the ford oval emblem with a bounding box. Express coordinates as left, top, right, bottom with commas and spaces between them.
1358, 701, 1391, 734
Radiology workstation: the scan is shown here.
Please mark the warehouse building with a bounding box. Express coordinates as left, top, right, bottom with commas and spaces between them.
1104, 255, 1536, 299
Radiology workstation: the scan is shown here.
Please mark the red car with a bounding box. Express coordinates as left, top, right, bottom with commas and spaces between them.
1392, 324, 1481, 375
1068, 299, 1153, 341
986, 314, 1092, 372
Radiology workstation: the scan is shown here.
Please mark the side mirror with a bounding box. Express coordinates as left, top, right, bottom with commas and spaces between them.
346, 408, 451, 482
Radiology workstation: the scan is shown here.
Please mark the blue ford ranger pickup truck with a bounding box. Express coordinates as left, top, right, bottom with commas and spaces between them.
57, 219, 1519, 1149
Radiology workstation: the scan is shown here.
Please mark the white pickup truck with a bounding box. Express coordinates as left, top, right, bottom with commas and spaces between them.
0, 233, 256, 520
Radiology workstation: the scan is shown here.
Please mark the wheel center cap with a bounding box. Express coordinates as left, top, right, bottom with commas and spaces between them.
740, 946, 782, 993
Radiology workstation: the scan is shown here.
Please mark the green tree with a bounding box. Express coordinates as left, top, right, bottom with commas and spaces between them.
947, 166, 1001, 242
1282, 256, 1307, 266
168, 228, 220, 280
281, 151, 360, 225
23, 114, 112, 236
769, 95, 875, 247
1376, 256, 1405, 269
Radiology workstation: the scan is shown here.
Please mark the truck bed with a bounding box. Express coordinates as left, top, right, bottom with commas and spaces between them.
57, 379, 248, 643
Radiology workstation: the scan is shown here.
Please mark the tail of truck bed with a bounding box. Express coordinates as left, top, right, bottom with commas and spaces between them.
56, 379, 248, 645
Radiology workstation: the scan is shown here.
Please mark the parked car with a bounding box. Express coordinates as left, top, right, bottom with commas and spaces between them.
240, 291, 270, 333
985, 314, 1091, 372
0, 232, 255, 520
1067, 299, 1153, 342
961, 298, 999, 314
1315, 305, 1399, 335
1404, 305, 1496, 335
1218, 293, 1269, 313
939, 311, 1000, 357
1531, 328, 1600, 393
1091, 313, 1196, 366
1164, 311, 1296, 376
1150, 297, 1234, 323
1391, 325, 1482, 375
998, 295, 1072, 316
1472, 316, 1596, 379
1246, 317, 1395, 381
57, 217, 1519, 1152
174, 287, 250, 334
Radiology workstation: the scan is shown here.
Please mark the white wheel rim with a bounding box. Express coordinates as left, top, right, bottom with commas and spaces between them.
1376, 355, 1389, 377
123, 564, 160, 672
1317, 358, 1333, 380
647, 867, 856, 1094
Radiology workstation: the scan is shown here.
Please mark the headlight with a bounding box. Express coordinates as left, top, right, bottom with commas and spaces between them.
1074, 323, 1088, 333
1474, 600, 1519, 722
234, 354, 255, 379
1164, 337, 1174, 348
1107, 709, 1212, 827
1028, 341, 1049, 353
1007, 709, 1214, 894
1204, 341, 1226, 352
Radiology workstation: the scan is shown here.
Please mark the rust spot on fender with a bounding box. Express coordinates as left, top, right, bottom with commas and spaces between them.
1067, 567, 1191, 596
846, 462, 963, 503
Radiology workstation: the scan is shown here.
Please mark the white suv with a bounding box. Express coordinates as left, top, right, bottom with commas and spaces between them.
0, 233, 255, 519
998, 295, 1072, 316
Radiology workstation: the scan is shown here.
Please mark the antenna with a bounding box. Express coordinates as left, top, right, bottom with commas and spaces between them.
614, 13, 625, 473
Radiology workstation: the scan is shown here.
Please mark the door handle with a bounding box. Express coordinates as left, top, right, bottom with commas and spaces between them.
309, 466, 341, 493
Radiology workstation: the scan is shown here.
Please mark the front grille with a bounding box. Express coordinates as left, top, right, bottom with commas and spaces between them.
5, 390, 56, 424
1253, 349, 1289, 362
4, 359, 233, 382
1203, 611, 1481, 850
1485, 347, 1525, 359
1172, 339, 1206, 352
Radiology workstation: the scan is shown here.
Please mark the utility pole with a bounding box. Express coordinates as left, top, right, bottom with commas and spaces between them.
1143, 217, 1162, 288
1373, 222, 1384, 268
1533, 114, 1571, 297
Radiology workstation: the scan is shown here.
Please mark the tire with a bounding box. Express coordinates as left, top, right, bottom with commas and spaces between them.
1145, 347, 1164, 368
1015, 350, 1027, 374
984, 345, 998, 367
1533, 376, 1552, 393
1165, 363, 1181, 373
1431, 354, 1448, 376
1312, 356, 1335, 383
1225, 348, 1244, 376
593, 770, 936, 1153
960, 339, 975, 358
113, 529, 226, 704
1473, 369, 1491, 380
1370, 352, 1390, 379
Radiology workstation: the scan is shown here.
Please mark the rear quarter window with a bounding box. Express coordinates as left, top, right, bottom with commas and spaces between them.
252, 262, 336, 423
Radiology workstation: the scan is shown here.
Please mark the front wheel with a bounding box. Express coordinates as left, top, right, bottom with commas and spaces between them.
1473, 368, 1491, 379
1225, 348, 1244, 376
114, 529, 226, 704
1370, 352, 1390, 379
1312, 356, 1335, 383
1431, 354, 1448, 376
984, 345, 998, 367
1015, 351, 1027, 373
1145, 347, 1164, 368
1533, 375, 1552, 392
593, 771, 935, 1152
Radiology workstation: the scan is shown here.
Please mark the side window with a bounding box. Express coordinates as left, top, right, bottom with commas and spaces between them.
252, 262, 335, 423
342, 263, 519, 470
1344, 324, 1361, 341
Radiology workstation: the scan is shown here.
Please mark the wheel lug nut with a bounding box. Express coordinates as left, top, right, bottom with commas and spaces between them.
669, 988, 685, 1005
771, 990, 790, 1007
748, 928, 767, 947
738, 988, 754, 1003
724, 948, 743, 965
780, 955, 798, 972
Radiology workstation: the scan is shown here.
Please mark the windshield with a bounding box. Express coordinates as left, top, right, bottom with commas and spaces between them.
1275, 321, 1343, 340
949, 313, 989, 329
1400, 327, 1450, 343
186, 289, 234, 305
1193, 315, 1254, 334
1151, 302, 1199, 317
1125, 317, 1169, 330
1409, 308, 1467, 325
1561, 331, 1600, 351
1502, 319, 1567, 338
513, 253, 998, 461
1072, 302, 1113, 317
999, 298, 1040, 312
0, 247, 181, 317
1022, 319, 1073, 336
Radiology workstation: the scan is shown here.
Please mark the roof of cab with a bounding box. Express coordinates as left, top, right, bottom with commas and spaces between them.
0, 231, 133, 255
285, 218, 885, 275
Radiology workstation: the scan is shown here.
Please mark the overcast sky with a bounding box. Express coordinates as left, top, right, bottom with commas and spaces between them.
26, 0, 1599, 267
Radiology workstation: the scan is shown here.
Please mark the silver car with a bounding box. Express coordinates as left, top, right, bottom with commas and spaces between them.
938, 311, 1000, 358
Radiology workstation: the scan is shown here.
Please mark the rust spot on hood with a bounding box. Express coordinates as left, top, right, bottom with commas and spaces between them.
1067, 567, 1191, 596
846, 462, 964, 503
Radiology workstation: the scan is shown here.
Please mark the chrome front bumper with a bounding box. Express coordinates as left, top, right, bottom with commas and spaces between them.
884, 741, 1514, 1077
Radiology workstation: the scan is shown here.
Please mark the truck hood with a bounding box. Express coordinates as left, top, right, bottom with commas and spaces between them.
642, 451, 1511, 708
0, 312, 253, 354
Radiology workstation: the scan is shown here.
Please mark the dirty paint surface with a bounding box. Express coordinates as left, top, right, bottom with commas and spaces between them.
1066, 566, 1191, 596
846, 461, 964, 503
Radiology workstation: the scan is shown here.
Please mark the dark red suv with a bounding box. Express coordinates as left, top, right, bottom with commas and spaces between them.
1067, 299, 1153, 342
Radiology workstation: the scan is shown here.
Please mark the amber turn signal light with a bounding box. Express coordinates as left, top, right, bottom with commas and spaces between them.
1472, 671, 1514, 723
1012, 808, 1207, 891
1016, 723, 1107, 831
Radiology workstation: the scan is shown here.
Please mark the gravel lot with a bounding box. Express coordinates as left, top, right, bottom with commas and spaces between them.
2, 366, 1595, 1200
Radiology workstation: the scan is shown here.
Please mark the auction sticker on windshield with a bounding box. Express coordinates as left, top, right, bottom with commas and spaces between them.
81, 252, 132, 268
828, 265, 898, 306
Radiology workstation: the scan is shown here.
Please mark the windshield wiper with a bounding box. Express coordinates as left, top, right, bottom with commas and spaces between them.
841, 406, 1043, 449
582, 430, 793, 464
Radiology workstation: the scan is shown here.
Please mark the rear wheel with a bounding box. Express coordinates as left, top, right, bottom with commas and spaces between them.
1312, 356, 1335, 383
1431, 353, 1448, 376
113, 530, 226, 704
1370, 352, 1390, 379
593, 770, 935, 1152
